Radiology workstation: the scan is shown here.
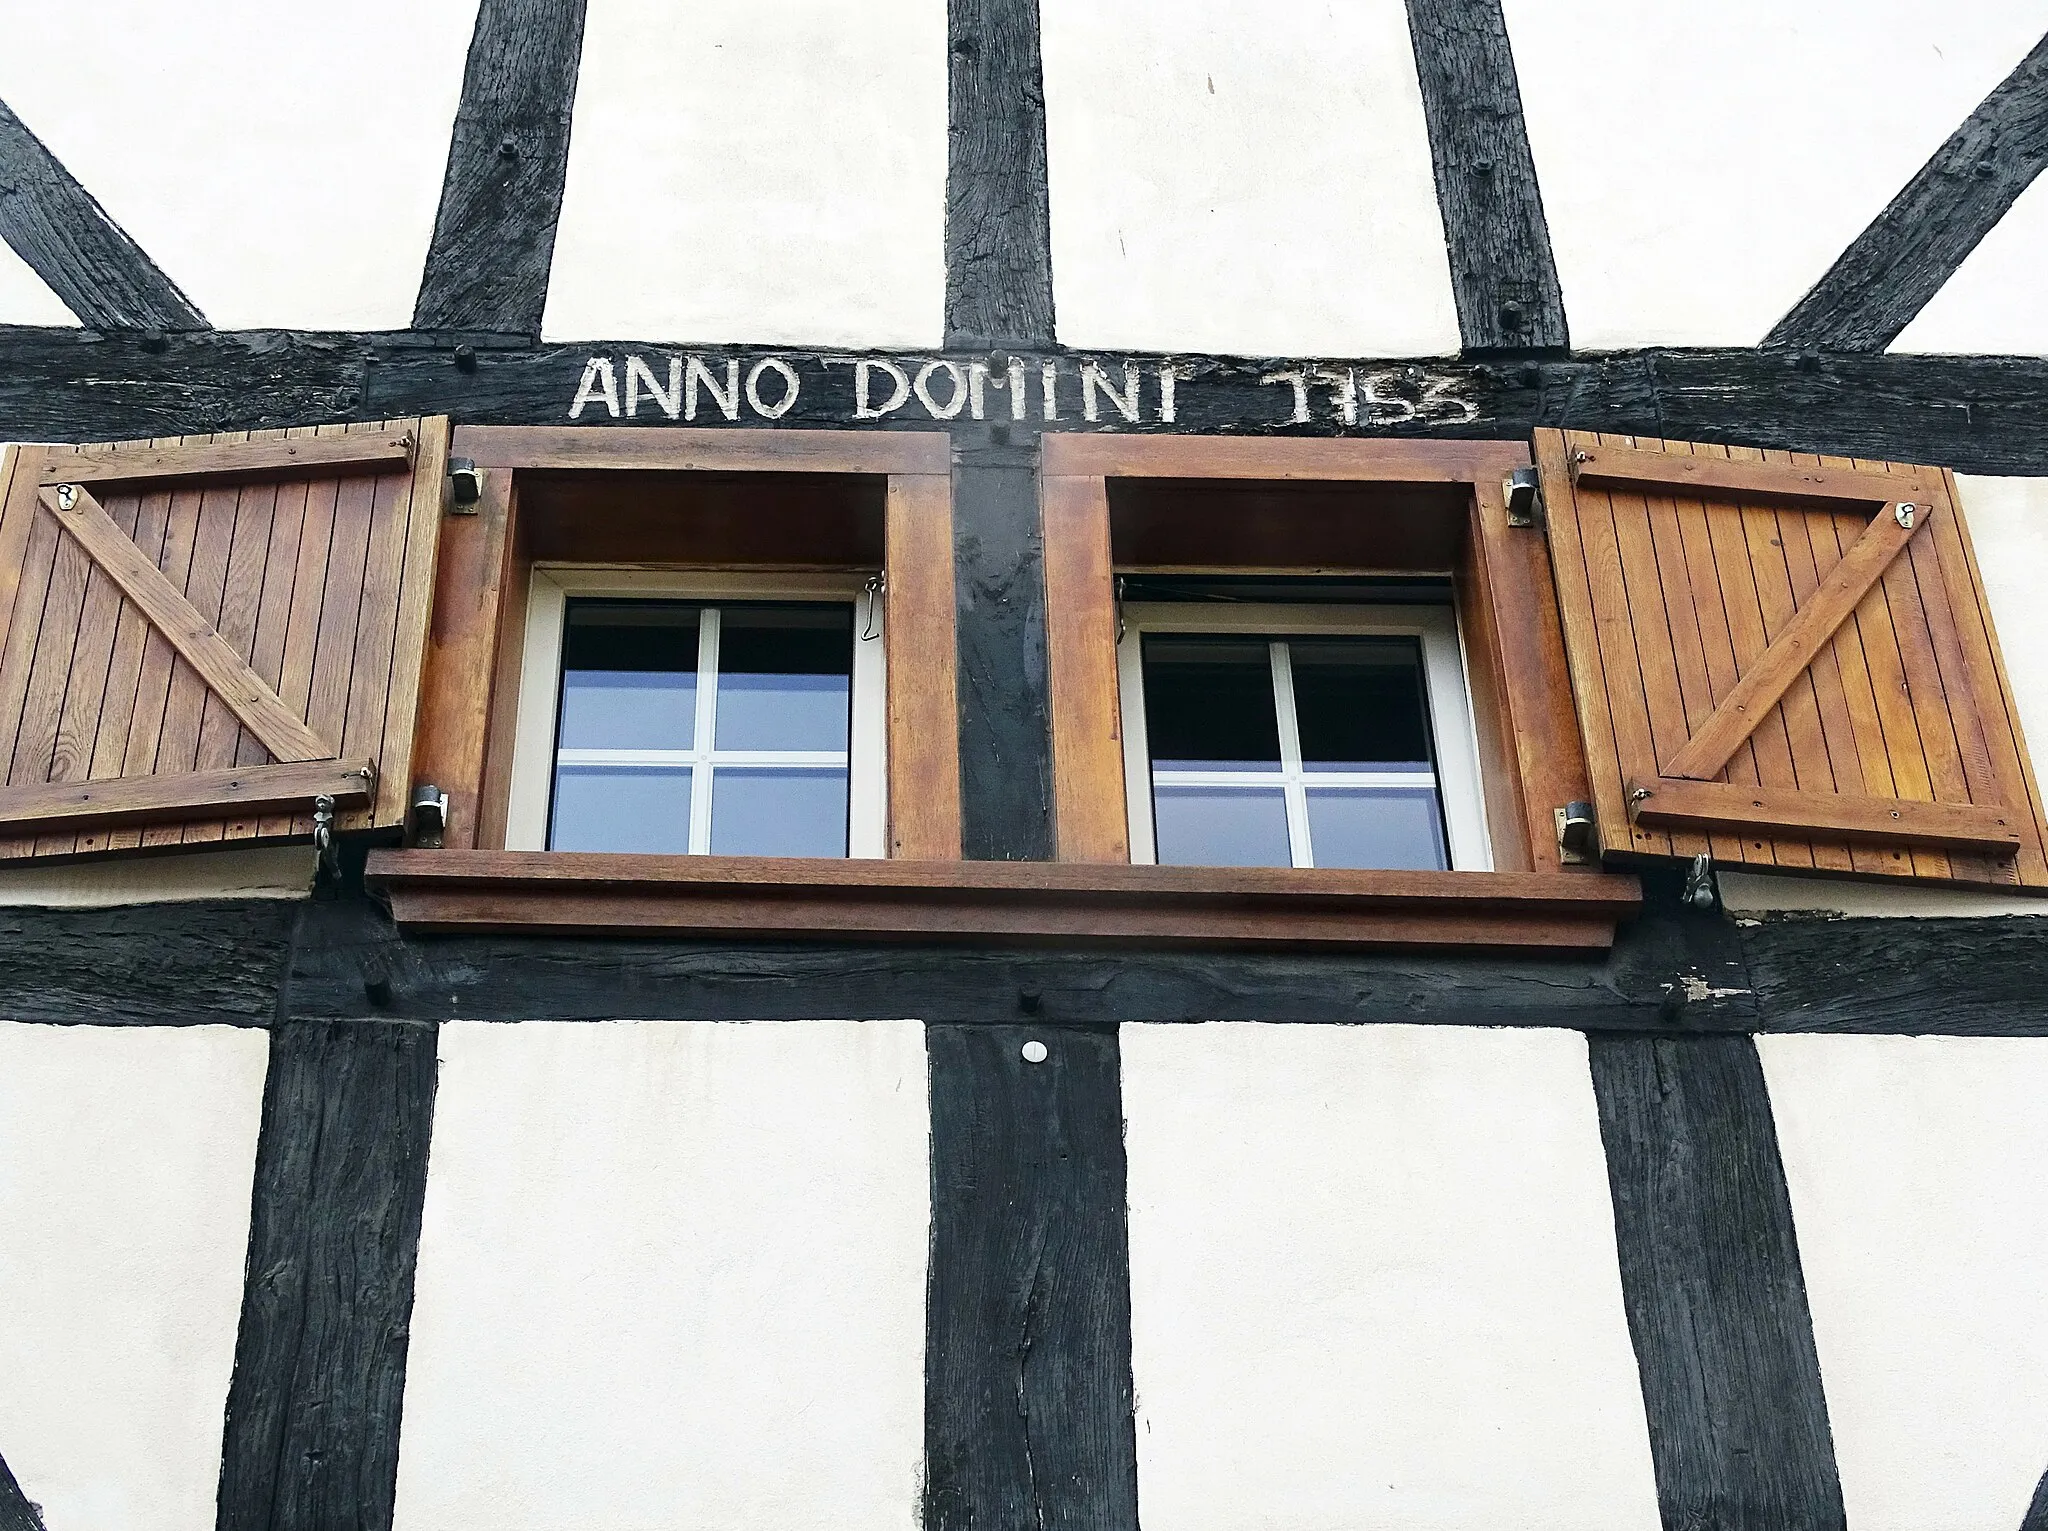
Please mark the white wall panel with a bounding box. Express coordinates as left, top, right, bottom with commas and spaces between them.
0, 238, 77, 327
394, 1019, 928, 1531
0, 1021, 267, 1531
1894, 171, 2048, 355
1042, 0, 1459, 359
543, 0, 946, 348
0, 0, 478, 331
1761, 1035, 2048, 1531
1718, 472, 2048, 917
1507, 2, 2047, 349
1121, 1022, 1658, 1531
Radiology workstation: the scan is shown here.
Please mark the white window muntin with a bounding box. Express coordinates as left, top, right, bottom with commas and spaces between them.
507, 567, 888, 857
1116, 602, 1493, 871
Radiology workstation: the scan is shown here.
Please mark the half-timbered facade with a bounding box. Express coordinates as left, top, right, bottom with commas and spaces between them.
5, 4, 2048, 1529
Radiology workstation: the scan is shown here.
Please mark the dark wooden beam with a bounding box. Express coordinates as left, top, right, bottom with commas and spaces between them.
0, 1451, 42, 1531
1405, 0, 1568, 351
1590, 1033, 1846, 1531
2022, 1463, 2048, 1531
0, 99, 208, 332
924, 1022, 1139, 1531
215, 1013, 437, 1531
413, 0, 588, 335
1767, 31, 2048, 352
944, 0, 1056, 349
0, 898, 295, 1026
953, 424, 1055, 859
1744, 913, 2048, 1034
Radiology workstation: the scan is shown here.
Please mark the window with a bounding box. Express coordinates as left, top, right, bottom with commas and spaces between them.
1117, 601, 1491, 870
505, 569, 887, 857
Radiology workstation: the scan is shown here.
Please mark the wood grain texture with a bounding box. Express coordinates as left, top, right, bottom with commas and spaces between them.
1631, 777, 2025, 855
1403, 0, 1567, 351
0, 1451, 41, 1531
1039, 473, 1125, 862
885, 472, 964, 858
44, 432, 414, 484
953, 427, 1054, 860
452, 424, 951, 475
0, 758, 372, 834
1743, 914, 2048, 1036
1589, 1033, 1847, 1531
413, 0, 588, 334
216, 1014, 438, 1531
0, 99, 207, 331
924, 1023, 1138, 1531
0, 898, 295, 1027
372, 417, 450, 828
1767, 30, 2048, 351
944, 0, 1056, 348
1571, 445, 1928, 507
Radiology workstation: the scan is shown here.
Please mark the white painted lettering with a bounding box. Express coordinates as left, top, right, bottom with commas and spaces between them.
569, 356, 620, 419
914, 360, 968, 420
968, 361, 989, 420
1157, 364, 1179, 424
686, 357, 740, 421
1260, 369, 1311, 424
856, 359, 911, 419
1314, 366, 1358, 426
1359, 370, 1418, 424
625, 355, 681, 419
1006, 358, 1027, 420
1422, 374, 1479, 424
1040, 361, 1060, 420
746, 357, 800, 419
1082, 362, 1141, 424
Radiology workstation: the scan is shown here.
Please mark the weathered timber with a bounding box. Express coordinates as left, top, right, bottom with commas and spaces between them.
924, 1023, 1139, 1531
413, 0, 588, 334
0, 1451, 42, 1531
0, 896, 294, 1025
1590, 1033, 1847, 1531
2023, 1463, 2048, 1531
1768, 30, 2048, 351
0, 100, 207, 332
4, 331, 2048, 474
953, 424, 1055, 859
945, 0, 1056, 348
215, 1013, 438, 1531
1744, 912, 2048, 1034
1404, 0, 1568, 351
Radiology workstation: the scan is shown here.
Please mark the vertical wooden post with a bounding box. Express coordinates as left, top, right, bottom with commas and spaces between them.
886, 471, 964, 859
1040, 471, 1128, 863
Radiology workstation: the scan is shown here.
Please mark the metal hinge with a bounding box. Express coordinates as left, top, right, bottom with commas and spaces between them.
1504, 466, 1543, 528
448, 457, 483, 513
1555, 800, 1596, 864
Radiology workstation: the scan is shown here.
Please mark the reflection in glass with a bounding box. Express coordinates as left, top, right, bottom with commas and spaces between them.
1141, 635, 1281, 771
1291, 637, 1434, 772
550, 765, 692, 853
715, 606, 854, 751
710, 768, 849, 858
1306, 787, 1447, 871
1152, 784, 1292, 867
558, 603, 699, 750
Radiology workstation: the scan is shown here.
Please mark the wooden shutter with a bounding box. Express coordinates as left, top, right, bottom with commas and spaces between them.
1537, 430, 2048, 888
0, 419, 449, 861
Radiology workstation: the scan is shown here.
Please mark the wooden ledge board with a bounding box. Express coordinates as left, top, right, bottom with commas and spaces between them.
44, 432, 416, 485
1041, 434, 1529, 482
367, 852, 1640, 952
450, 426, 951, 476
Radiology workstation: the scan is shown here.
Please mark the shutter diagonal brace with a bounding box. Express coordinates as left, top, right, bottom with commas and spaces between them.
1660, 500, 1930, 782
37, 484, 335, 764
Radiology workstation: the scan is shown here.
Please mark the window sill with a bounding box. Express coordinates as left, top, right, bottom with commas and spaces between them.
364, 852, 1641, 953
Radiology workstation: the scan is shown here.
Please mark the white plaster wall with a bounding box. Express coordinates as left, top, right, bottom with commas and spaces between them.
1041, 0, 1460, 359
1894, 170, 2048, 355
0, 845, 312, 907
0, 238, 77, 327
1120, 1022, 1658, 1531
542, 0, 947, 348
0, 1, 478, 331
1761, 1035, 2048, 1531
1716, 473, 2048, 917
0, 1021, 268, 1531
393, 1019, 929, 1531
1506, 2, 2048, 350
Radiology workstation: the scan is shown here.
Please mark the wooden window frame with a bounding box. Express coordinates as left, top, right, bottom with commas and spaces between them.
407, 427, 961, 861
1039, 433, 1596, 880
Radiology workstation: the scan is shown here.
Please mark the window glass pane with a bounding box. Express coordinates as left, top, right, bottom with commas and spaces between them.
1290, 636, 1435, 771
1152, 784, 1291, 867
715, 605, 854, 752
1141, 635, 1281, 771
559, 602, 699, 751
709, 767, 849, 857
549, 765, 692, 853
1306, 786, 1447, 871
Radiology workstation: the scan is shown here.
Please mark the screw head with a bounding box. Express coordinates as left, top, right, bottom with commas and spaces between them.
1020, 1040, 1048, 1064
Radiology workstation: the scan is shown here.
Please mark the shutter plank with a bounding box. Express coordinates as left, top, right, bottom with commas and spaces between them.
121, 477, 203, 845
372, 417, 448, 831
143, 469, 240, 849
186, 478, 279, 844
46, 430, 415, 484
1631, 778, 2023, 855
1667, 448, 1757, 863
242, 472, 312, 769
341, 425, 420, 831
0, 758, 374, 834
1937, 467, 2048, 887
300, 463, 378, 828
1538, 430, 1645, 859
268, 451, 341, 838
83, 480, 176, 855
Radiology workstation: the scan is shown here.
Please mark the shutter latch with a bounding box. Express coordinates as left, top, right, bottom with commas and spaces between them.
1681, 850, 1717, 911
448, 457, 484, 512
1554, 801, 1596, 864
1504, 466, 1543, 527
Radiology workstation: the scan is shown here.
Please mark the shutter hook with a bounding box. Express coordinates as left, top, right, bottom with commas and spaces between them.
859, 573, 884, 640
1681, 850, 1717, 911
313, 794, 340, 891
